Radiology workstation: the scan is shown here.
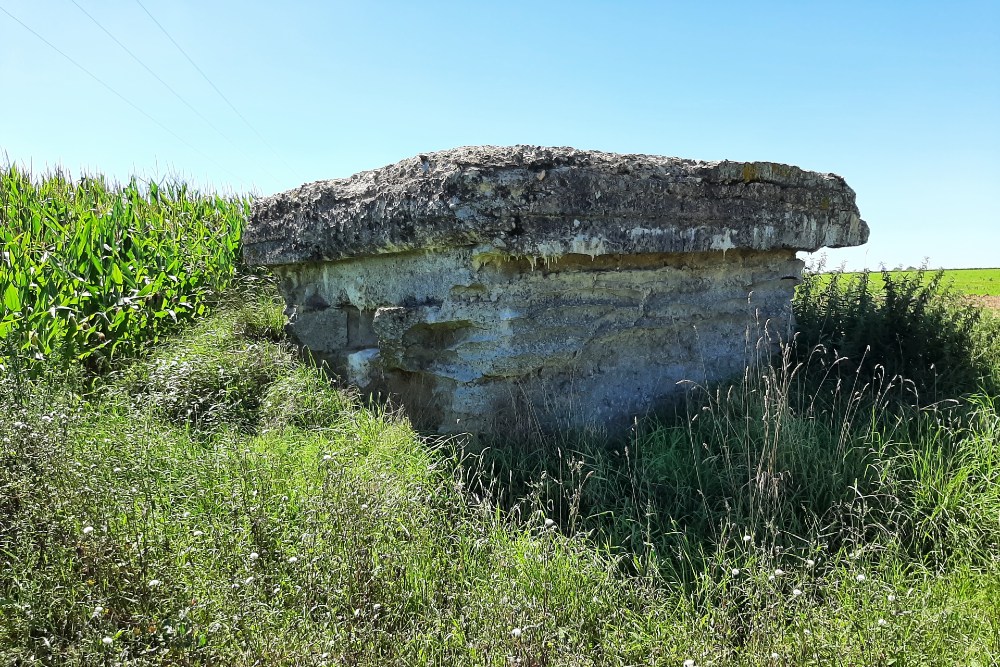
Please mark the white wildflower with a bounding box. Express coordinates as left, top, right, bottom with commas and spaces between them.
805, 559, 815, 567
544, 518, 555, 528
792, 588, 802, 596
877, 618, 887, 627
249, 552, 259, 561
774, 568, 785, 576
148, 579, 162, 587
102, 636, 113, 645
731, 568, 740, 576
287, 556, 298, 564
82, 526, 94, 535
856, 574, 866, 582
510, 627, 522, 639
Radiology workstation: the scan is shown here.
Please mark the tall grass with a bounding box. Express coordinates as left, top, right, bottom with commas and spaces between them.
4, 290, 999, 664
0, 164, 248, 374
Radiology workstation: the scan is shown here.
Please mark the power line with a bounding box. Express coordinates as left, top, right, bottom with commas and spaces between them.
67, 0, 281, 183
0, 3, 245, 184
133, 0, 302, 181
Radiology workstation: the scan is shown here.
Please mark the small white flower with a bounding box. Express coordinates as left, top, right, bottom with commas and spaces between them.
877, 618, 887, 627
287, 556, 298, 564
192, 530, 204, 537
743, 534, 752, 543
102, 636, 113, 645
731, 568, 740, 576
805, 559, 815, 567
804, 629, 811, 636
322, 454, 333, 461
92, 606, 104, 618
82, 526, 94, 535
856, 574, 866, 582
148, 579, 162, 587
510, 627, 522, 638
792, 588, 802, 596
774, 568, 785, 576
544, 518, 555, 528
771, 652, 780, 660
244, 576, 254, 585
113, 467, 122, 473
249, 552, 259, 561
887, 594, 896, 602
683, 660, 696, 667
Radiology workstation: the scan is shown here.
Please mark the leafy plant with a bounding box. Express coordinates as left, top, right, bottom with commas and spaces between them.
0, 165, 248, 375
793, 266, 992, 402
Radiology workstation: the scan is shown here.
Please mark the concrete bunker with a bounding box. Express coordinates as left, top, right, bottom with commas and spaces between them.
242, 146, 868, 436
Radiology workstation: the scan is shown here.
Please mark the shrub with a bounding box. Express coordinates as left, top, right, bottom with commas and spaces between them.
793, 266, 991, 403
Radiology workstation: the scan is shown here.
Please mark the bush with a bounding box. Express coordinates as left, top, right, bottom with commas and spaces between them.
793, 267, 992, 403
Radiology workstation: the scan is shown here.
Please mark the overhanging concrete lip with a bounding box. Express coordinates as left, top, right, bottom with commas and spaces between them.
243, 145, 869, 268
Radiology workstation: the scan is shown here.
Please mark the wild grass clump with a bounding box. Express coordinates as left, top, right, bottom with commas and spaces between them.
114, 296, 297, 434
0, 164, 248, 375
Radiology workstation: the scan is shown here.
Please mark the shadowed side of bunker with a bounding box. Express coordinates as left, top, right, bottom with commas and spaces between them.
242, 145, 868, 437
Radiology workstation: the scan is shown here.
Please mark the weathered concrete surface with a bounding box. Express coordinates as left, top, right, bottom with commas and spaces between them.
244, 146, 868, 437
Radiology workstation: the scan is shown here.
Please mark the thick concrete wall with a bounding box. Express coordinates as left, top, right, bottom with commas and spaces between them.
275, 247, 802, 436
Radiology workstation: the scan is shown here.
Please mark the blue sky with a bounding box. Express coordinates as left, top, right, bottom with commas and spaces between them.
2, 1, 997, 269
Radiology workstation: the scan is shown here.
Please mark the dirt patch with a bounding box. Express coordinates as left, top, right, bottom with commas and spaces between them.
966, 295, 1000, 311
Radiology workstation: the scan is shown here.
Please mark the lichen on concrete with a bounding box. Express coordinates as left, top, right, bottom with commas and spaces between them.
244, 145, 868, 437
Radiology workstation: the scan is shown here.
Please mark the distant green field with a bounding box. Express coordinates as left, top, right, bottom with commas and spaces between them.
820, 267, 1000, 297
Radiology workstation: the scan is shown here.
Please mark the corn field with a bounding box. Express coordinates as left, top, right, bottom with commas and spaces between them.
0, 164, 248, 373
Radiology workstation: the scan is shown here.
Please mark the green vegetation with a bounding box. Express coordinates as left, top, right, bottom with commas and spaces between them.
0, 164, 247, 374
929, 268, 1000, 296
2, 170, 1000, 664
794, 267, 1000, 401
817, 266, 1000, 297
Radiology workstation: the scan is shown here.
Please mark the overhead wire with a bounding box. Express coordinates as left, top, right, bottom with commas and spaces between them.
133, 0, 303, 182
67, 0, 282, 184
0, 3, 246, 184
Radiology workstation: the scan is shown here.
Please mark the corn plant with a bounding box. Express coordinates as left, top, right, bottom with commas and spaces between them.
0, 164, 248, 373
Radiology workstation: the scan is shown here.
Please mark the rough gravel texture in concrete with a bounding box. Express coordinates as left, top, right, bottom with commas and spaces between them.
244, 146, 869, 437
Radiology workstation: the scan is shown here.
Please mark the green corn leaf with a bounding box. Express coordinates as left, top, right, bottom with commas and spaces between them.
3, 284, 21, 313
